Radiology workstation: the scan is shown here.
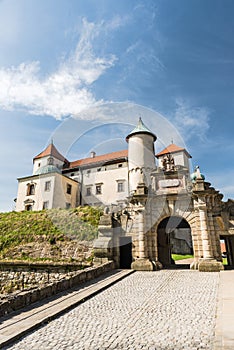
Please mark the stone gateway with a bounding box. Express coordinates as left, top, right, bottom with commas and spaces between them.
94, 118, 234, 272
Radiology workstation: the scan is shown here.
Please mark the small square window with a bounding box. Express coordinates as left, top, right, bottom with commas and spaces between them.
97, 168, 101, 172
96, 185, 102, 195
118, 164, 123, 168
67, 184, 72, 194
86, 187, 91, 196
44, 181, 51, 192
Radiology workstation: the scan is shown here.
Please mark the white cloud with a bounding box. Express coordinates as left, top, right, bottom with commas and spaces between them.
0, 18, 117, 119
172, 98, 210, 141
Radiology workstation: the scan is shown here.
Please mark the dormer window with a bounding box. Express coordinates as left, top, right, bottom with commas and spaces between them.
47, 157, 54, 165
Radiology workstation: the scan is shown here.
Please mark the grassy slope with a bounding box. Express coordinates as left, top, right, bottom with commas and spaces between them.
0, 206, 102, 261
171, 254, 194, 261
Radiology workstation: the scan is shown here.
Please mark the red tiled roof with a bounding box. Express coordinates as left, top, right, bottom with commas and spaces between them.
156, 143, 191, 158
68, 149, 128, 169
33, 143, 68, 162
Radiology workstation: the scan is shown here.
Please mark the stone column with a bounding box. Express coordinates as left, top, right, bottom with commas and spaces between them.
198, 203, 213, 259
130, 207, 155, 271
197, 198, 224, 271
138, 209, 146, 259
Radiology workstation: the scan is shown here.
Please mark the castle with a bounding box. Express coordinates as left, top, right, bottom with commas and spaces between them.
15, 118, 234, 271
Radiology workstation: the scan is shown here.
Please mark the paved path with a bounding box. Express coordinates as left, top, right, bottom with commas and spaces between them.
1, 270, 220, 350
0, 269, 133, 348
214, 270, 234, 350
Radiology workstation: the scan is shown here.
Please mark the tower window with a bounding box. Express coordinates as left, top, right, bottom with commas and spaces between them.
66, 184, 72, 194
118, 164, 123, 168
44, 181, 51, 192
86, 187, 92, 196
47, 157, 54, 165
43, 201, 49, 210
96, 185, 102, 195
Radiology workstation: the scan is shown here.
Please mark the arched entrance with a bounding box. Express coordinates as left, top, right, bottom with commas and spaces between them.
157, 216, 193, 267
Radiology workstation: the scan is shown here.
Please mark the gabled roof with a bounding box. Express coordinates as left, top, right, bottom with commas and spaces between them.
156, 143, 192, 158
126, 118, 157, 142
67, 149, 128, 169
33, 143, 68, 162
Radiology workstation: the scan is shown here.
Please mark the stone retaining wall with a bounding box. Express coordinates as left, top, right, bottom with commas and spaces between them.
0, 261, 115, 317
0, 261, 90, 293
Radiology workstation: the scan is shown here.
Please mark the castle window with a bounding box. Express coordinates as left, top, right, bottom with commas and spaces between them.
25, 204, 33, 211
97, 168, 101, 172
66, 184, 72, 194
117, 182, 124, 192
38, 163, 41, 168
86, 187, 92, 196
118, 164, 123, 168
47, 157, 54, 165
66, 202, 71, 209
96, 185, 102, 195
27, 183, 35, 196
44, 181, 51, 192
43, 201, 49, 209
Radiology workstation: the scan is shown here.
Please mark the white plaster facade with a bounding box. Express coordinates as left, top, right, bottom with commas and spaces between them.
15, 142, 129, 211
16, 173, 79, 211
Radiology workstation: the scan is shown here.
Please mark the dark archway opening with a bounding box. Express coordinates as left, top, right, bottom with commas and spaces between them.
157, 216, 193, 268
119, 236, 132, 269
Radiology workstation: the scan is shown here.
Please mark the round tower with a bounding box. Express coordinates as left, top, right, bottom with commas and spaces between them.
126, 118, 157, 194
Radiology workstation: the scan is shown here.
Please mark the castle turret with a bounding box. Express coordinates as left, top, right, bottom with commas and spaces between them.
126, 118, 157, 194
156, 143, 191, 172
33, 141, 68, 175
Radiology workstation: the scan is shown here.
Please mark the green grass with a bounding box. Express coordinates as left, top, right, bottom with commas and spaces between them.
222, 257, 228, 265
172, 254, 194, 261
0, 206, 103, 258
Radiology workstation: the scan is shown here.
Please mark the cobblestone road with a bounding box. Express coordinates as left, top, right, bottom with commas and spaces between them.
4, 270, 219, 350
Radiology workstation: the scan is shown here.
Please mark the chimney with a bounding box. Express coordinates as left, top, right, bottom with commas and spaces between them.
90, 151, 96, 158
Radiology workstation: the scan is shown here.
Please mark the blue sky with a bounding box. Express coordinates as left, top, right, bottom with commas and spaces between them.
0, 0, 234, 211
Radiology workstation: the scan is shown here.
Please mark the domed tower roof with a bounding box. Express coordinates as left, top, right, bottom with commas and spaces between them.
34, 164, 62, 175
126, 117, 157, 142
190, 166, 205, 183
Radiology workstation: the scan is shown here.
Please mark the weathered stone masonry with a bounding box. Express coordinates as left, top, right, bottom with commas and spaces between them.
94, 119, 234, 272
